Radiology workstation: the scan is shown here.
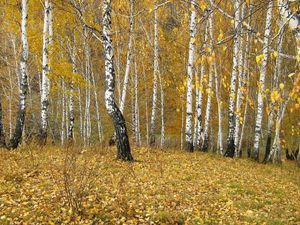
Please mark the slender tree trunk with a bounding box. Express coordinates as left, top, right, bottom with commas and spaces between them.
264, 18, 284, 162
102, 0, 133, 161
238, 2, 254, 155
252, 0, 273, 161
225, 0, 241, 157
0, 96, 6, 148
149, 4, 159, 146
61, 80, 65, 145
266, 100, 288, 163
133, 54, 141, 146
195, 20, 209, 150
91, 70, 104, 143
119, 0, 135, 113
68, 40, 76, 141
40, 0, 53, 144
185, 0, 197, 152
142, 59, 149, 145
9, 0, 29, 149
278, 0, 300, 56
158, 70, 165, 148
202, 10, 214, 152
234, 4, 246, 157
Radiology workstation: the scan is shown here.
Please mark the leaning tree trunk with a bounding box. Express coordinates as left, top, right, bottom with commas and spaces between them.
40, 0, 53, 144
252, 0, 273, 161
185, 0, 197, 152
278, 0, 300, 56
0, 97, 6, 148
225, 0, 241, 157
102, 0, 133, 161
8, 0, 29, 149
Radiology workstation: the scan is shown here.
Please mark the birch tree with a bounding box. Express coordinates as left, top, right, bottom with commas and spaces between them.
8, 0, 29, 149
264, 18, 285, 162
102, 0, 133, 161
225, 0, 241, 157
40, 0, 53, 144
0, 97, 5, 148
252, 0, 273, 161
149, 3, 159, 146
185, 0, 197, 151
202, 10, 214, 152
119, 0, 135, 113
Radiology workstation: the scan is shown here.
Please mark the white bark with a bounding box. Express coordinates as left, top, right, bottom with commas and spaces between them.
9, 0, 29, 148
253, 0, 273, 160
119, 0, 135, 113
234, 4, 246, 157
195, 20, 209, 150
91, 71, 104, 143
225, 0, 241, 157
278, 0, 300, 56
149, 5, 159, 146
202, 10, 214, 152
158, 70, 165, 148
40, 0, 53, 142
185, 0, 197, 151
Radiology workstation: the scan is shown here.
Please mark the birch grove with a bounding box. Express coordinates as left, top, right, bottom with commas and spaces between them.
0, 0, 298, 165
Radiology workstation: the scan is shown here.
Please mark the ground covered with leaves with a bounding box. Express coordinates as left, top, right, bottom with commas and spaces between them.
0, 146, 299, 224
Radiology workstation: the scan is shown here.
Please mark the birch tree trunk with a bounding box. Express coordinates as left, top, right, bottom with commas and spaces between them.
264, 19, 284, 162
142, 59, 149, 145
202, 10, 214, 152
238, 2, 254, 155
278, 0, 300, 56
195, 20, 209, 150
68, 40, 76, 141
185, 0, 197, 152
149, 4, 159, 146
234, 4, 245, 157
40, 0, 53, 144
119, 0, 134, 113
252, 0, 273, 161
225, 0, 241, 157
158, 70, 165, 148
0, 97, 5, 148
102, 0, 133, 161
9, 0, 29, 149
266, 100, 288, 163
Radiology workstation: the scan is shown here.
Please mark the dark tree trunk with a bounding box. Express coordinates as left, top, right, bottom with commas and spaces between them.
102, 0, 133, 161
263, 134, 272, 163
0, 99, 6, 148
225, 138, 235, 158
202, 137, 209, 152
9, 0, 29, 149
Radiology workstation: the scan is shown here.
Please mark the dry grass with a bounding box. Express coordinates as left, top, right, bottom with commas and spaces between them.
0, 145, 299, 224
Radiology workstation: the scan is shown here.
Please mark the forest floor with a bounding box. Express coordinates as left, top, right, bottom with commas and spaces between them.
0, 146, 299, 225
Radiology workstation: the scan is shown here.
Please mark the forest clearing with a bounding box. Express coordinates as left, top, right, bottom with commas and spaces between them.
0, 146, 299, 224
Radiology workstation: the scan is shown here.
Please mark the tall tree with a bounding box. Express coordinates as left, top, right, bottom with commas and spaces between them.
102, 0, 133, 161
149, 2, 159, 146
8, 0, 29, 149
225, 0, 242, 157
0, 96, 5, 148
185, 0, 197, 151
40, 0, 53, 144
252, 0, 273, 161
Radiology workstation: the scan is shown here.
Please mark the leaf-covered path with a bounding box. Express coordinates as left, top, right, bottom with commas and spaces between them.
0, 147, 299, 224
